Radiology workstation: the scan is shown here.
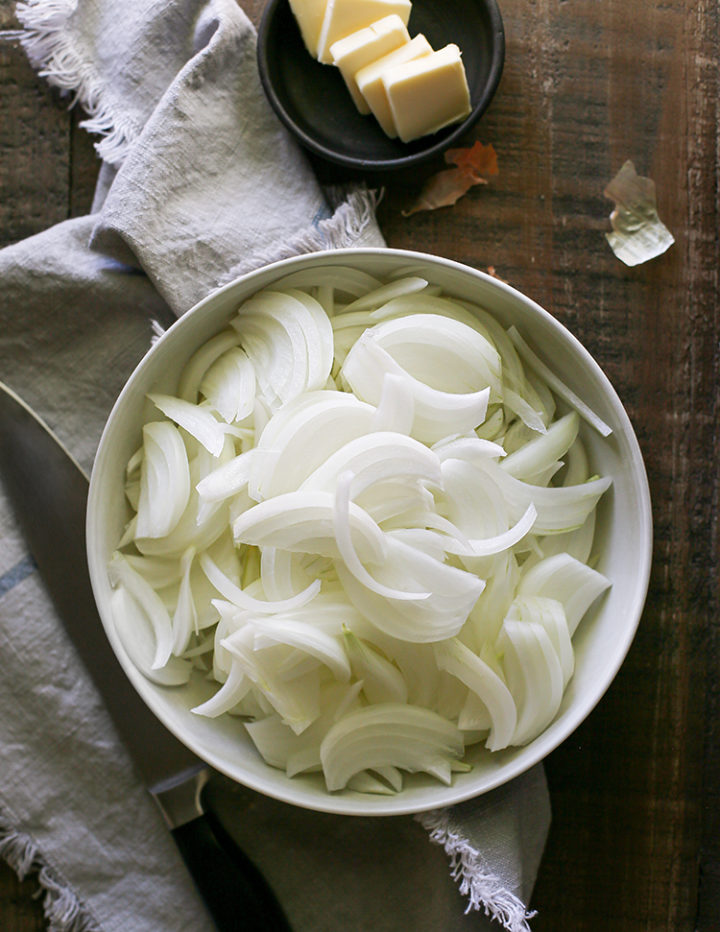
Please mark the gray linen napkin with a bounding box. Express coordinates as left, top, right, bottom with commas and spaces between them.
0, 0, 550, 929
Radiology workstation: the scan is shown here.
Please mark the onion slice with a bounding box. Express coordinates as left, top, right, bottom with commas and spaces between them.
434, 638, 517, 751
149, 393, 229, 457
342, 336, 490, 443
497, 619, 564, 746
508, 327, 613, 437
320, 703, 465, 791
199, 551, 321, 613
232, 490, 387, 564
135, 421, 190, 539
518, 552, 611, 635
334, 470, 430, 601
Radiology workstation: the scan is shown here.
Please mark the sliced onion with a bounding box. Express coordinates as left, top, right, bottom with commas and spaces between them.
508, 327, 613, 437
199, 346, 256, 423
337, 535, 485, 642
123, 552, 183, 589
249, 390, 377, 500
199, 551, 321, 614
231, 289, 333, 406
171, 546, 198, 654
517, 552, 611, 635
320, 703, 465, 791
195, 449, 257, 503
176, 329, 240, 402
269, 266, 382, 298
441, 504, 538, 558
432, 435, 506, 463
283, 288, 335, 389
433, 638, 517, 751
192, 661, 251, 718
440, 457, 510, 544
259, 547, 309, 601
135, 446, 231, 557
452, 454, 612, 535
497, 618, 564, 746
362, 313, 502, 397
149, 393, 229, 457
342, 336, 490, 443
503, 388, 547, 434
110, 587, 192, 685
135, 421, 190, 539
506, 595, 574, 687
244, 681, 364, 774
334, 470, 430, 601
500, 412, 579, 481
301, 431, 441, 496
343, 628, 408, 704
232, 490, 386, 564
246, 617, 351, 682
341, 277, 429, 313
222, 627, 320, 734
108, 552, 174, 670
370, 373, 415, 434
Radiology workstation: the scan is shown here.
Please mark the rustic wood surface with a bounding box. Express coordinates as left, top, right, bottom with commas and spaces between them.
1, 0, 718, 929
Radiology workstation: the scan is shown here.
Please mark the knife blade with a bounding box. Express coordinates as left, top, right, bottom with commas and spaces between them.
0, 380, 291, 932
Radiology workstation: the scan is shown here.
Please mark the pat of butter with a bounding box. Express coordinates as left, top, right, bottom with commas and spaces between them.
316, 0, 411, 64
330, 15, 411, 114
355, 33, 433, 135
383, 44, 471, 142
288, 0, 329, 58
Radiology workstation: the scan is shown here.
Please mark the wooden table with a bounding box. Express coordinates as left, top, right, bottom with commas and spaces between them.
1, 0, 717, 928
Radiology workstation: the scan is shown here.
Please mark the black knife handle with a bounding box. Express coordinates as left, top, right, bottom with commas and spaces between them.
172, 802, 292, 931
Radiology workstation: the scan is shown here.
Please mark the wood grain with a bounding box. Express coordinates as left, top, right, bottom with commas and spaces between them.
0, 0, 718, 928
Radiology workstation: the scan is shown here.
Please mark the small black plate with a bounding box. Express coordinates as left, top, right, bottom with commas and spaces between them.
256, 0, 505, 172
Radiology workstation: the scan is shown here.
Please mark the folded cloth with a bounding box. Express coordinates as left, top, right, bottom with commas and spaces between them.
0, 0, 550, 929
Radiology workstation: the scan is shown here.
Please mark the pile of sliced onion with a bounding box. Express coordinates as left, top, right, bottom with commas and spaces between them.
109, 267, 612, 795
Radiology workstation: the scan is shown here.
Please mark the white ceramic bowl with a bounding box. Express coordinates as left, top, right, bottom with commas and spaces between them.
87, 248, 652, 816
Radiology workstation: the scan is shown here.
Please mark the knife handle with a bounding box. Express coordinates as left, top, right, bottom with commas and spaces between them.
172, 799, 292, 931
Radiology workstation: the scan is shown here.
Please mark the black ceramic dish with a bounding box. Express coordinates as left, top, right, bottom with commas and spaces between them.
256, 0, 505, 172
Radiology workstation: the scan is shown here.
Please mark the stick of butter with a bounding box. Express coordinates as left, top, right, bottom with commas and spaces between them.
355, 33, 433, 135
288, 0, 329, 59
316, 0, 411, 64
383, 44, 471, 142
329, 15, 411, 114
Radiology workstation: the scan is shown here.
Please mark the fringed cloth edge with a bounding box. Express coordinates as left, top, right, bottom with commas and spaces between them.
17, 0, 144, 165
0, 817, 101, 932
415, 808, 537, 932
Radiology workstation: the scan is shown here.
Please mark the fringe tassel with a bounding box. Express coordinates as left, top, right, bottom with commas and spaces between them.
316, 185, 384, 248
15, 0, 137, 165
150, 318, 167, 344
246, 185, 384, 271
0, 822, 100, 932
416, 808, 537, 932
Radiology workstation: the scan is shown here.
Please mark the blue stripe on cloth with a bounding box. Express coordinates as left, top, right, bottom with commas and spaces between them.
0, 554, 37, 597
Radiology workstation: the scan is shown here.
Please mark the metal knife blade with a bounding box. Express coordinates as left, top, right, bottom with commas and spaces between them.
0, 380, 291, 932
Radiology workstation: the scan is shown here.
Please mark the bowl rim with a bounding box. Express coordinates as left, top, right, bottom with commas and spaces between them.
255, 0, 506, 172
87, 247, 653, 816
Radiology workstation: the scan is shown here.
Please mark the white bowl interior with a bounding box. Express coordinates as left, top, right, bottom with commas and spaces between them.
87, 248, 652, 815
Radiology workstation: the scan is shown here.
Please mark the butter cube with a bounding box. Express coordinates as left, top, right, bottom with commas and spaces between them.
383, 44, 472, 142
355, 33, 433, 136
288, 0, 329, 58
316, 0, 411, 64
330, 15, 411, 114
